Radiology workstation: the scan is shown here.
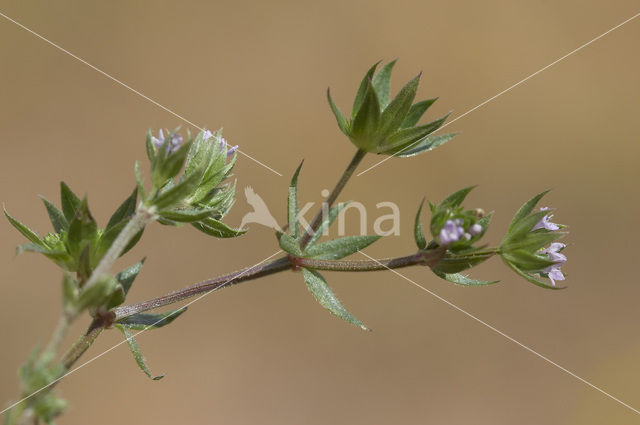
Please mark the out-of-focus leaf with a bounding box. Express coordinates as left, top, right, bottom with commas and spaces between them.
327, 89, 349, 136
60, 182, 81, 222
414, 199, 427, 250
106, 188, 138, 231
116, 307, 187, 330
508, 190, 551, 232
115, 258, 145, 295
117, 326, 165, 380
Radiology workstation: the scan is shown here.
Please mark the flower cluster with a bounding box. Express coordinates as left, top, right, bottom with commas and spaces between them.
439, 219, 483, 245
500, 193, 568, 289
202, 130, 237, 158
152, 129, 183, 154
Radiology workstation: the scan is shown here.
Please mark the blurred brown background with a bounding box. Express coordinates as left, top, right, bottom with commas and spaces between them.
1, 1, 639, 424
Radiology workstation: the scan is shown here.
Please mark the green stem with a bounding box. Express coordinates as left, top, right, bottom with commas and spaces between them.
41, 315, 70, 362
299, 149, 366, 248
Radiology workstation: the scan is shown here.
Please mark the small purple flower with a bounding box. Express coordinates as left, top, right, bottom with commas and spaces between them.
152, 129, 183, 154
539, 242, 567, 286
533, 207, 560, 231
219, 137, 238, 158
439, 219, 465, 245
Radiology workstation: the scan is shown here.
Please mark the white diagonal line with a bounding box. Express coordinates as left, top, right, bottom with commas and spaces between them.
357, 11, 640, 177
0, 11, 283, 177
357, 250, 640, 415
0, 250, 283, 416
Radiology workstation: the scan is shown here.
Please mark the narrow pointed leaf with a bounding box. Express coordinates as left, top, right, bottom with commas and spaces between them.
501, 250, 556, 271
304, 235, 380, 260
431, 252, 493, 274
279, 233, 302, 256
306, 202, 349, 248
4, 208, 46, 247
116, 258, 146, 295
508, 190, 551, 232
134, 161, 146, 200
433, 270, 498, 286
15, 243, 69, 263
442, 186, 476, 208
351, 61, 380, 117
350, 79, 381, 150
116, 307, 187, 330
384, 113, 450, 151
301, 268, 368, 330
106, 188, 138, 230
117, 326, 165, 380
153, 169, 202, 210
60, 182, 81, 222
414, 199, 427, 250
288, 162, 303, 239
40, 197, 68, 233
401, 98, 438, 128
159, 139, 193, 181
145, 130, 157, 163
327, 89, 349, 136
394, 133, 457, 158
371, 59, 397, 108
192, 217, 247, 238
158, 206, 216, 223
505, 261, 565, 290
66, 198, 98, 258
379, 73, 421, 138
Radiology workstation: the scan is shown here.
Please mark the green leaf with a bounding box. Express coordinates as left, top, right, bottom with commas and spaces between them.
116, 307, 187, 330
414, 199, 427, 250
145, 130, 157, 164
327, 88, 349, 136
350, 79, 381, 151
306, 202, 349, 248
351, 61, 380, 117
301, 268, 368, 331
4, 207, 46, 247
502, 210, 548, 244
39, 196, 68, 233
378, 72, 421, 139
117, 326, 165, 380
106, 187, 138, 230
501, 250, 556, 272
431, 252, 493, 274
60, 182, 81, 222
371, 59, 397, 108
278, 232, 302, 256
433, 270, 498, 286
158, 206, 216, 223
192, 217, 247, 238
508, 190, 551, 233
442, 186, 476, 208
401, 98, 438, 128
288, 161, 303, 239
116, 258, 145, 295
159, 139, 193, 181
394, 133, 457, 158
134, 161, 147, 201
304, 235, 380, 260
502, 230, 565, 253
504, 261, 565, 290
95, 218, 143, 265
152, 169, 202, 210
15, 243, 71, 264
65, 198, 98, 259
384, 113, 450, 152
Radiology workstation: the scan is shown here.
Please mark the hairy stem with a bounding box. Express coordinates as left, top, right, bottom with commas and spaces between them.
81, 206, 153, 291
300, 149, 366, 248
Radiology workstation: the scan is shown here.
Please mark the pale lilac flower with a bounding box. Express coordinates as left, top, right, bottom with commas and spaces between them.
439, 219, 465, 245
219, 137, 238, 158
539, 242, 567, 286
469, 223, 483, 236
152, 129, 183, 154
533, 207, 560, 231
202, 129, 214, 141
